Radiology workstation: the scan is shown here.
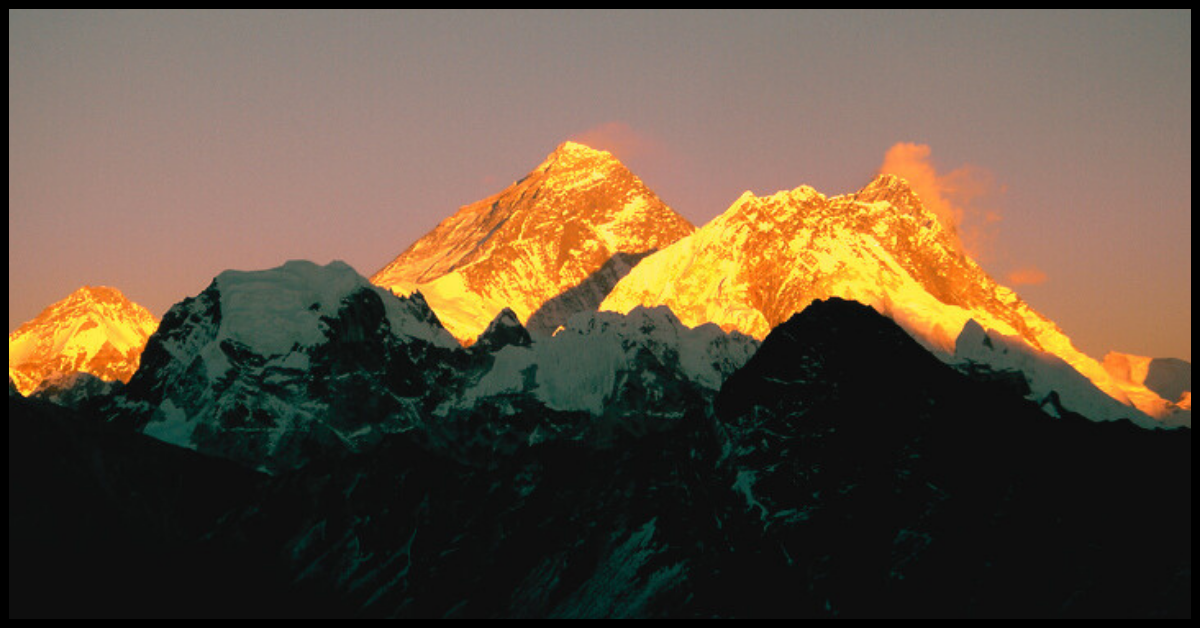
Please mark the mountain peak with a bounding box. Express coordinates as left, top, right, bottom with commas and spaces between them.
73, 284, 131, 302
9, 285, 160, 396
13, 284, 157, 335
864, 171, 912, 190
536, 140, 621, 173
852, 173, 925, 209
600, 171, 1185, 426
554, 139, 610, 157
472, 307, 531, 353
371, 140, 694, 344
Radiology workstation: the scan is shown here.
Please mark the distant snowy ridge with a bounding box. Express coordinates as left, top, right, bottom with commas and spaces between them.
8, 285, 159, 396
442, 305, 759, 420
950, 320, 1187, 429
1102, 351, 1191, 406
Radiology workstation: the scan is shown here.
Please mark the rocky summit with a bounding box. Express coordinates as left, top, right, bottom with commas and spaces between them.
370, 141, 695, 344
8, 285, 159, 396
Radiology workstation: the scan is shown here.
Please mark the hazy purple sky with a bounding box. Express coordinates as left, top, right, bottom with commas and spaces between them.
9, 10, 1191, 361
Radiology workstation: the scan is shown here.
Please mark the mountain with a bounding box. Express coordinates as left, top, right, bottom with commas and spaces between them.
8, 285, 159, 397
27, 370, 124, 410
708, 297, 1191, 618
25, 297, 1185, 618
107, 260, 461, 474
109, 259, 757, 473
432, 305, 760, 449
370, 141, 695, 344
600, 175, 1182, 426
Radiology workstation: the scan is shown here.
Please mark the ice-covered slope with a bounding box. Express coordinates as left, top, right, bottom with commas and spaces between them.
9, 286, 159, 396
371, 141, 695, 344
112, 260, 459, 473
951, 320, 1175, 428
601, 174, 1181, 426
443, 306, 760, 428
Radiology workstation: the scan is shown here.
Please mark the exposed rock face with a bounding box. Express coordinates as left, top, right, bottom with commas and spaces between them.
371, 141, 695, 344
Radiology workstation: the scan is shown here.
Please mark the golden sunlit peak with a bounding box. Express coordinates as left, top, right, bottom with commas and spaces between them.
862, 172, 916, 194
557, 139, 604, 153
71, 285, 132, 304
531, 140, 632, 184
544, 140, 617, 166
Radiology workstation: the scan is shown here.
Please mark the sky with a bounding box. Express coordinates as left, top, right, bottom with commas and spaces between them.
9, 9, 1191, 361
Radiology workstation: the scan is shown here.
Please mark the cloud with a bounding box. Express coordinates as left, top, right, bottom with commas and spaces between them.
877, 142, 1002, 259
1006, 265, 1049, 286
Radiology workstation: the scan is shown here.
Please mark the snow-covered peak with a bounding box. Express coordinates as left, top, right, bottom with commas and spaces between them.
538, 140, 621, 171
371, 140, 694, 344
482, 307, 523, 332
858, 172, 914, 194
212, 259, 457, 355
122, 259, 462, 473
602, 173, 1184, 429
72, 285, 139, 307
473, 307, 532, 353
11, 285, 157, 337
9, 284, 159, 396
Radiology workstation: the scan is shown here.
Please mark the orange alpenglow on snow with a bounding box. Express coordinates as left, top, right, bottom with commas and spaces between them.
370, 141, 695, 344
599, 173, 1186, 425
8, 285, 160, 396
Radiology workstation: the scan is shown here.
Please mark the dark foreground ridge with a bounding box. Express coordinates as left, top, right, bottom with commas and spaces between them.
9, 298, 1190, 618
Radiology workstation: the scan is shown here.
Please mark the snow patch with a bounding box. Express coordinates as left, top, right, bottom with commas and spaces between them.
142, 397, 198, 446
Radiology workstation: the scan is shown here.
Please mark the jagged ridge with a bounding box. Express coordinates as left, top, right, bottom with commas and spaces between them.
601, 174, 1184, 426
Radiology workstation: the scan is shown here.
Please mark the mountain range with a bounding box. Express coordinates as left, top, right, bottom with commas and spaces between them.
372, 141, 1186, 428
7, 140, 1191, 617
10, 297, 1190, 618
10, 141, 1188, 429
